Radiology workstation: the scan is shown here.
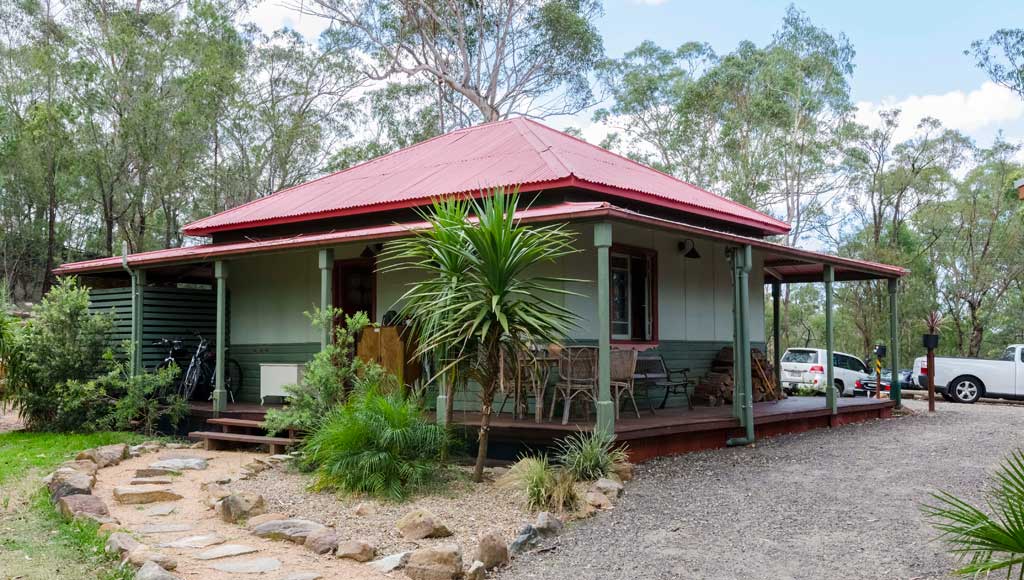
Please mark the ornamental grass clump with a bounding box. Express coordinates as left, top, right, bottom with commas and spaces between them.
923, 450, 1024, 576
555, 429, 629, 481
302, 388, 450, 500
499, 455, 580, 513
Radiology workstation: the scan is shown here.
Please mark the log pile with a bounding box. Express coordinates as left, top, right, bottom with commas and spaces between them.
692, 347, 786, 406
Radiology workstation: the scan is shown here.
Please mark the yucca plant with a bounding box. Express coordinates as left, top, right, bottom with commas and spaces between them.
555, 429, 629, 481
302, 388, 450, 500
498, 454, 579, 512
923, 450, 1024, 576
382, 188, 581, 482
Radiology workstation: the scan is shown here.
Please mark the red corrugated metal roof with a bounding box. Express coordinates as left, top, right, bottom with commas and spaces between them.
182, 117, 791, 236
56, 201, 904, 281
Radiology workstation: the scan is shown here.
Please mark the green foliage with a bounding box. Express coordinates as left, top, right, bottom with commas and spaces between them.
5, 278, 113, 430
101, 351, 186, 435
924, 450, 1024, 577
968, 29, 1024, 99
499, 455, 580, 513
264, 309, 393, 435
554, 429, 630, 481
382, 188, 581, 481
302, 388, 450, 500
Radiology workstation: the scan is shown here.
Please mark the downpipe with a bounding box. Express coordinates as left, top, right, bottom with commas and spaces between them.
727, 245, 755, 447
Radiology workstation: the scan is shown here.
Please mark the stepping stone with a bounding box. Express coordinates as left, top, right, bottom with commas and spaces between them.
251, 519, 325, 544
209, 557, 282, 574
137, 523, 194, 534
195, 544, 259, 560
280, 574, 322, 580
143, 504, 178, 517
132, 477, 173, 486
136, 468, 179, 478
150, 457, 208, 471
160, 534, 226, 549
367, 552, 411, 574
114, 486, 183, 505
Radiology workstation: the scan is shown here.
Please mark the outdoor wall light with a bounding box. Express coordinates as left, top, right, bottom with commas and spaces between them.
679, 239, 701, 259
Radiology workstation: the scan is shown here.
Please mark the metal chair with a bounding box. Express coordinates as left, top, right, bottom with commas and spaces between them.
610, 348, 640, 419
551, 346, 598, 425
636, 353, 694, 411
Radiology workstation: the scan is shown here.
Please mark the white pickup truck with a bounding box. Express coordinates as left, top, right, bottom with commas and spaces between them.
912, 344, 1024, 403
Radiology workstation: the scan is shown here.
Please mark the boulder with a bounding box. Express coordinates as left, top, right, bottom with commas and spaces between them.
352, 502, 376, 517
251, 519, 326, 544
217, 492, 266, 523
77, 443, 128, 468
367, 552, 411, 574
508, 525, 539, 556
584, 491, 611, 510
534, 512, 563, 537
202, 483, 231, 508
135, 561, 180, 580
466, 561, 486, 580
474, 530, 508, 570
48, 468, 95, 501
610, 461, 634, 482
130, 442, 163, 456
396, 508, 451, 540
128, 548, 178, 570
336, 540, 375, 562
57, 494, 111, 523
405, 544, 463, 580
303, 528, 339, 555
106, 532, 144, 557
245, 512, 288, 529
148, 457, 207, 471
114, 486, 183, 505
591, 478, 624, 499
60, 459, 99, 476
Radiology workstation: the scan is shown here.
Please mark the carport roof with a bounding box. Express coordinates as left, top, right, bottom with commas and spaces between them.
54, 201, 906, 282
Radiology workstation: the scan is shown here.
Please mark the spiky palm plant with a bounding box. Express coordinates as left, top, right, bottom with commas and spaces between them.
382, 188, 580, 482
303, 388, 450, 500
924, 450, 1024, 577
555, 429, 629, 481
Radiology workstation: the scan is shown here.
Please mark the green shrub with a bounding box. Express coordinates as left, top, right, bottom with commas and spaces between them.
499, 455, 580, 512
554, 429, 629, 481
302, 388, 449, 500
264, 309, 394, 435
6, 278, 113, 430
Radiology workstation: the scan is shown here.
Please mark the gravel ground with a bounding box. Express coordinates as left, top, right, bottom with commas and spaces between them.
502, 399, 1024, 580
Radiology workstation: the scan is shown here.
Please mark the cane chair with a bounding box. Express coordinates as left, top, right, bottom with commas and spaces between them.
551, 346, 598, 425
610, 348, 640, 419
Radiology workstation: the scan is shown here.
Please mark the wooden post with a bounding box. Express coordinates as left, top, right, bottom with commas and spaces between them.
927, 348, 936, 412
213, 260, 228, 416
318, 248, 334, 350
888, 278, 901, 408
772, 280, 782, 392
130, 269, 146, 376
594, 222, 614, 436
824, 265, 836, 414
731, 249, 742, 420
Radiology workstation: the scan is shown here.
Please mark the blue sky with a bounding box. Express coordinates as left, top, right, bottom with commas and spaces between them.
248, 0, 1024, 148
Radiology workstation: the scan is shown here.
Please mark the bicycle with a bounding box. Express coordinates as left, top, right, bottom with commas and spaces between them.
153, 333, 242, 402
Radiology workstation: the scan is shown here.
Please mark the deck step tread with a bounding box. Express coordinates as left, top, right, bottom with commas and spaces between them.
206, 418, 265, 428
188, 431, 298, 445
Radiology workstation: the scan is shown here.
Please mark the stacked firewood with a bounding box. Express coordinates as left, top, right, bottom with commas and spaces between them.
692, 347, 785, 406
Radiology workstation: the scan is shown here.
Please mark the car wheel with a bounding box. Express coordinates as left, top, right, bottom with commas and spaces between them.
941, 392, 954, 402
834, 380, 845, 397
950, 377, 982, 404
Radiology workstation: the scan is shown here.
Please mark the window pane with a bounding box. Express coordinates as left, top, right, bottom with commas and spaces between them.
782, 350, 818, 363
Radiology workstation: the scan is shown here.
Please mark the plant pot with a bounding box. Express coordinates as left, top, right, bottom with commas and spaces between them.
922, 334, 940, 350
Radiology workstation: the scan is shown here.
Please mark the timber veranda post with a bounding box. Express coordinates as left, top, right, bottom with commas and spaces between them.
318, 248, 334, 350
824, 265, 836, 415
888, 278, 901, 408
213, 260, 228, 416
594, 222, 614, 437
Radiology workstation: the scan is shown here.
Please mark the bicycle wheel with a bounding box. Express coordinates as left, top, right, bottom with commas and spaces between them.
181, 362, 201, 400
224, 359, 243, 400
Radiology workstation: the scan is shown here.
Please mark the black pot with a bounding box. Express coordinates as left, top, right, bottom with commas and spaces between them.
922, 334, 940, 350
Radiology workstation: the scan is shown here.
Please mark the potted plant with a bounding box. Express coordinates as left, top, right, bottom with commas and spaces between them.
922, 311, 943, 349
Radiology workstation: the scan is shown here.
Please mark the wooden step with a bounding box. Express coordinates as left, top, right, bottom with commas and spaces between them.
207, 417, 265, 429
188, 431, 298, 455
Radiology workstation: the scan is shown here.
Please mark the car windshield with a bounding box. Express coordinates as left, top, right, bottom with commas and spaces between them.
782, 350, 818, 364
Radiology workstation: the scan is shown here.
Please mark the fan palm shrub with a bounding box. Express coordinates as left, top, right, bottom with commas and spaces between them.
302, 387, 450, 500
382, 188, 580, 482
924, 450, 1024, 576
555, 429, 629, 481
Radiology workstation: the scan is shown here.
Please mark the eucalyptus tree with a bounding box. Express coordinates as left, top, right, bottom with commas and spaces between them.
306, 0, 604, 122
968, 28, 1024, 99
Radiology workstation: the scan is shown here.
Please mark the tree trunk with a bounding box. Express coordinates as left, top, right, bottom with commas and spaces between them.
968, 302, 983, 358
41, 152, 57, 293
473, 393, 492, 483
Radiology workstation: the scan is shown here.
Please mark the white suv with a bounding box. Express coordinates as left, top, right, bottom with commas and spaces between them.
780, 348, 872, 397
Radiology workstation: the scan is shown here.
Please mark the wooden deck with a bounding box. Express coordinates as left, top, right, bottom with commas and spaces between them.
188, 396, 895, 462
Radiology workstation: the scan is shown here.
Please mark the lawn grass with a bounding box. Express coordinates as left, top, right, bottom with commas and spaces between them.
0, 430, 145, 579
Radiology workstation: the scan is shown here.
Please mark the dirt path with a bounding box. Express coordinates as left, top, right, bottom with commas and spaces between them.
502, 399, 1024, 580
95, 449, 392, 580
0, 407, 23, 433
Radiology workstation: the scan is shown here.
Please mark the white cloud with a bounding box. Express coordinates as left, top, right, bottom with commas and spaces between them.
854, 81, 1024, 143
244, 1, 330, 40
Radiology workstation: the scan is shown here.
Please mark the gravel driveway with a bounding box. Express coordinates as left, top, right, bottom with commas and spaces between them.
504, 399, 1024, 580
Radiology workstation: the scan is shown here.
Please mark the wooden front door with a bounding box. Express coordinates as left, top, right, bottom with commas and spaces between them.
333, 258, 376, 320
